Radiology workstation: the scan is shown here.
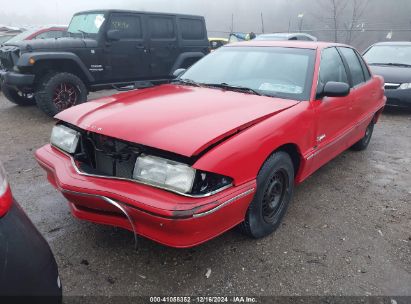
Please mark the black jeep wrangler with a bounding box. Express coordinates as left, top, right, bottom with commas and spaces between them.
0, 10, 209, 116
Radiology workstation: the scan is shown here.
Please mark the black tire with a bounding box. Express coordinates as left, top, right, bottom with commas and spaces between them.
35, 72, 88, 117
238, 151, 294, 238
350, 121, 374, 151
1, 83, 35, 106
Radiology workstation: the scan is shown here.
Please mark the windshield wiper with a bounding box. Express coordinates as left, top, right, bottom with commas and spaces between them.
369, 62, 411, 68
173, 78, 202, 87
204, 83, 264, 96
77, 30, 88, 39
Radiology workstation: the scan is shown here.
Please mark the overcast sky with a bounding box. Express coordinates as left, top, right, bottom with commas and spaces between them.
0, 0, 296, 33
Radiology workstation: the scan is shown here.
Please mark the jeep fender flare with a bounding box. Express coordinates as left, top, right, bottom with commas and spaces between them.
17, 52, 95, 82
170, 52, 205, 74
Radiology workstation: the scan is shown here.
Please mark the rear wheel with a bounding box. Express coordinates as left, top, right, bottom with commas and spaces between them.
350, 121, 374, 151
1, 83, 35, 106
35, 72, 88, 117
238, 151, 294, 238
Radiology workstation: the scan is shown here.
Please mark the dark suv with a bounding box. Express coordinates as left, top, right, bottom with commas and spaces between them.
0, 10, 209, 116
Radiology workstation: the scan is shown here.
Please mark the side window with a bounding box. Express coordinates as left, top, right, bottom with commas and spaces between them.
318, 47, 348, 90
149, 16, 175, 39
356, 51, 371, 81
180, 18, 205, 40
339, 47, 365, 87
108, 14, 142, 39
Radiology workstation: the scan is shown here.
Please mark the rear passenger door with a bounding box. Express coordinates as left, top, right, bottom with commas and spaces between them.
148, 15, 178, 79
104, 13, 149, 82
337, 47, 374, 139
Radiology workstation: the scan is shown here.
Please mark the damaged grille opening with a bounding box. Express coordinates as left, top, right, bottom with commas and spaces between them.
66, 125, 232, 196
0, 46, 19, 70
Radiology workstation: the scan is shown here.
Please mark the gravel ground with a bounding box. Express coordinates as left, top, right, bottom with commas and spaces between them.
0, 91, 410, 298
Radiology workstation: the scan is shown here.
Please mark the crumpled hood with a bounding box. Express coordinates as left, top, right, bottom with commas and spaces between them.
56, 84, 299, 157
5, 37, 97, 52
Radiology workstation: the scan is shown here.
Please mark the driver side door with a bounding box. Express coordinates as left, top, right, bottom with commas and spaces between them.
311, 47, 352, 169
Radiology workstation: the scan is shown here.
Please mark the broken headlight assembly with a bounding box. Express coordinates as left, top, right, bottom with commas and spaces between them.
50, 124, 80, 154
133, 154, 232, 196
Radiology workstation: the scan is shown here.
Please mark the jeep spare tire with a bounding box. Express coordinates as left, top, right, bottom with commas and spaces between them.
35, 72, 87, 117
1, 83, 36, 106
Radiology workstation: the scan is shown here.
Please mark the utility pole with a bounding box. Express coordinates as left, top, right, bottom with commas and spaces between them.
261, 12, 265, 34
231, 13, 234, 33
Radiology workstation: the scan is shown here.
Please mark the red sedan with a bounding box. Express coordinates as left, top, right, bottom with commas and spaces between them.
5, 26, 67, 43
35, 41, 386, 248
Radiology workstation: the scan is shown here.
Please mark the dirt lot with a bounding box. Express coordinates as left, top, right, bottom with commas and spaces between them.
0, 91, 410, 297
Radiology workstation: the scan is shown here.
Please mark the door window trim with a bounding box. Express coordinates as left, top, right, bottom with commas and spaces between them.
316, 46, 351, 97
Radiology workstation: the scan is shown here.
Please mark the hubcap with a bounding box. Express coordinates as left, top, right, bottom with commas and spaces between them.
53, 82, 79, 111
262, 170, 288, 224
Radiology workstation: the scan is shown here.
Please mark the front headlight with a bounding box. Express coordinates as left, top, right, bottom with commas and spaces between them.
50, 125, 80, 154
133, 154, 196, 194
398, 83, 411, 90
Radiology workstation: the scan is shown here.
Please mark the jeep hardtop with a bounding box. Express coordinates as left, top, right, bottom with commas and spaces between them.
0, 10, 209, 116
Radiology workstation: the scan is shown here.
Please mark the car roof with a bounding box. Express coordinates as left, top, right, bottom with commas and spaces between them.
75, 9, 204, 19
226, 40, 350, 50
371, 41, 411, 46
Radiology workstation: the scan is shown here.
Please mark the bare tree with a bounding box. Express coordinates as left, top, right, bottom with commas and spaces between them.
314, 0, 349, 42
344, 0, 369, 44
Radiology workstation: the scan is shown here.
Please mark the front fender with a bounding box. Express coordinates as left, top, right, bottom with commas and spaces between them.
17, 52, 94, 82
192, 101, 315, 186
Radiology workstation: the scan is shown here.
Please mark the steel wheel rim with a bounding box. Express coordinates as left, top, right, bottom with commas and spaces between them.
262, 169, 288, 224
53, 82, 79, 111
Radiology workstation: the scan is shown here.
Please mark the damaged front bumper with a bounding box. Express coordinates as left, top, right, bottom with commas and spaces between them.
35, 144, 256, 248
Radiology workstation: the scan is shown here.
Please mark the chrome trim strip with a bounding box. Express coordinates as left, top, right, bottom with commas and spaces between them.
192, 188, 255, 218
52, 145, 233, 198
62, 187, 255, 220
384, 83, 400, 86
305, 113, 374, 161
61, 189, 138, 249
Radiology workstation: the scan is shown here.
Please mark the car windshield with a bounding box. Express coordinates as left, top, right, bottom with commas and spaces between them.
363, 45, 411, 66
6, 29, 38, 43
67, 13, 105, 36
180, 46, 315, 101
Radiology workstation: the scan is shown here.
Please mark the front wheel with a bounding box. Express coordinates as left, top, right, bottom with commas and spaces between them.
35, 72, 88, 117
350, 121, 374, 151
238, 151, 294, 238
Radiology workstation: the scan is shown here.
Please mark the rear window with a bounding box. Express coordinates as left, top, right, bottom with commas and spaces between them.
180, 18, 205, 40
149, 16, 175, 39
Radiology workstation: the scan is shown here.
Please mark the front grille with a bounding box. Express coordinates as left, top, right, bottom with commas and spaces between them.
76, 133, 140, 179
384, 83, 400, 90
0, 50, 14, 70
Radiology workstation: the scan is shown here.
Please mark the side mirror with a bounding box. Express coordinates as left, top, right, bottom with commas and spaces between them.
172, 68, 186, 78
319, 81, 350, 98
106, 29, 121, 41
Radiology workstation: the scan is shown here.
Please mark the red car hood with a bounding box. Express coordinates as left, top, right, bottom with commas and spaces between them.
56, 84, 299, 157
